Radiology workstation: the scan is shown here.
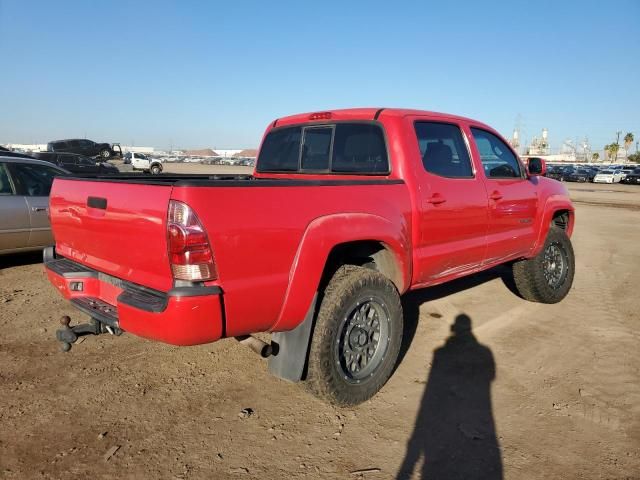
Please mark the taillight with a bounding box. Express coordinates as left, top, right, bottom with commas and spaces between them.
167, 200, 217, 281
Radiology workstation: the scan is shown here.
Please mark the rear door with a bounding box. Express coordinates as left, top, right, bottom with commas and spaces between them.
469, 127, 538, 263
78, 139, 95, 156
0, 162, 30, 251
411, 119, 489, 284
7, 162, 64, 247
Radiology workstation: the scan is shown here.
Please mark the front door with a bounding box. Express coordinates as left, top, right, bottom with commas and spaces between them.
468, 127, 539, 264
412, 120, 489, 284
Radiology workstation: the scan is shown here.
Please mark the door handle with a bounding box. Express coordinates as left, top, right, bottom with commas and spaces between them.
31, 207, 48, 213
489, 191, 503, 201
426, 194, 447, 205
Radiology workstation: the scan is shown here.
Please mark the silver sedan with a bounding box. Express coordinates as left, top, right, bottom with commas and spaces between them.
0, 156, 69, 255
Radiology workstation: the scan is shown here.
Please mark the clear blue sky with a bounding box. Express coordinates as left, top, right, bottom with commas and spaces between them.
1, 0, 638, 152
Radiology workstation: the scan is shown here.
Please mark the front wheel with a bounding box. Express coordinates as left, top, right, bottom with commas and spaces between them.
150, 164, 161, 175
305, 265, 403, 406
512, 226, 575, 303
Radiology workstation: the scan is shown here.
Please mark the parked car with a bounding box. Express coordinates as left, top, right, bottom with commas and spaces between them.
0, 157, 68, 255
32, 152, 119, 175
621, 168, 640, 184
44, 108, 575, 406
124, 152, 163, 174
593, 170, 624, 183
564, 169, 592, 183
619, 167, 636, 181
546, 165, 575, 181
47, 139, 122, 159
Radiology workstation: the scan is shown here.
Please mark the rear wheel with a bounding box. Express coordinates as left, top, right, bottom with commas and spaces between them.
99, 149, 111, 159
305, 265, 403, 406
512, 226, 574, 303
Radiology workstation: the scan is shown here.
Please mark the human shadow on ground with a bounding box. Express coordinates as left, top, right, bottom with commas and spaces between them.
396, 314, 502, 480
397, 264, 517, 370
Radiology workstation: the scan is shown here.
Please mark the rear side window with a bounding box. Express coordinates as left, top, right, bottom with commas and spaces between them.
257, 123, 388, 174
471, 128, 522, 178
414, 122, 473, 178
52, 141, 68, 150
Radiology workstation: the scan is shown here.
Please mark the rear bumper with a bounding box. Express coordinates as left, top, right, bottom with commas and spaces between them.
44, 248, 224, 346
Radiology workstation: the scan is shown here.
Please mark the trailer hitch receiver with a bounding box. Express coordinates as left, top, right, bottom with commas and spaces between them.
55, 315, 122, 352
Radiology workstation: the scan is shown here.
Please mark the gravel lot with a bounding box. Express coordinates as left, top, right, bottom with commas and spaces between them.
0, 177, 638, 479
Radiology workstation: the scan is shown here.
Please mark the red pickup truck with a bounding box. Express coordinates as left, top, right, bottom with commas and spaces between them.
45, 108, 575, 405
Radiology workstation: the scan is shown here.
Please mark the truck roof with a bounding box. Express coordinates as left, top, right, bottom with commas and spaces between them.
273, 107, 493, 129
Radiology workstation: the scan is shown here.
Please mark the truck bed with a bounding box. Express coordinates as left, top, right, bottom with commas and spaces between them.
49, 174, 410, 337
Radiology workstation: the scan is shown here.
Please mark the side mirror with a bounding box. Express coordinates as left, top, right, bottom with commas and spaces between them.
527, 157, 546, 176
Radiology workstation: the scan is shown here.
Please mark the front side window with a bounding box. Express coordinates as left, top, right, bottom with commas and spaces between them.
414, 122, 473, 178
471, 128, 522, 178
10, 163, 64, 196
257, 123, 388, 174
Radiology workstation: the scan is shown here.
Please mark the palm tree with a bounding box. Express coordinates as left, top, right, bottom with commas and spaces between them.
624, 133, 634, 154
607, 143, 620, 162
592, 152, 600, 162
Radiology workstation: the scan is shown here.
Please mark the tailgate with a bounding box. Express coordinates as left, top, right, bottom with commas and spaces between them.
49, 178, 174, 291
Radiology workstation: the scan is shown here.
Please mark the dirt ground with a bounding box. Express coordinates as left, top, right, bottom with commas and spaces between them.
1, 179, 639, 480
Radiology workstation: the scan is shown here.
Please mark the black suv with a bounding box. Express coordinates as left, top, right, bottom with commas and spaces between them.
46, 139, 120, 159
32, 152, 119, 175
621, 167, 640, 184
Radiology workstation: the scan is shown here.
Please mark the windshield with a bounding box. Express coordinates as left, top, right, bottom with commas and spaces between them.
600, 170, 613, 174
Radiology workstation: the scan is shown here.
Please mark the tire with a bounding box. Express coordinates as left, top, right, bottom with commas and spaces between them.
305, 265, 403, 406
150, 164, 161, 175
512, 226, 575, 304
99, 149, 111, 159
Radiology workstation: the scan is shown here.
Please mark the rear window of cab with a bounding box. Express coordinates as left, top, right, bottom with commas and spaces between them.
256, 123, 389, 174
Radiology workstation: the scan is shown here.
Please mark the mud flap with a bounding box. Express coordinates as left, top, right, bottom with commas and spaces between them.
268, 294, 317, 382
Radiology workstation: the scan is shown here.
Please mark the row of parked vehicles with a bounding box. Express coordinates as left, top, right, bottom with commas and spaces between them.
543, 163, 640, 184
1, 138, 165, 175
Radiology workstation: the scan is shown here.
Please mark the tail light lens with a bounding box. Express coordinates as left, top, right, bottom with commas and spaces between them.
167, 200, 217, 281
309, 111, 332, 120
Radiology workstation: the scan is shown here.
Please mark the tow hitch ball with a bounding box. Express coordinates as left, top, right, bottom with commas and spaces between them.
55, 315, 122, 352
